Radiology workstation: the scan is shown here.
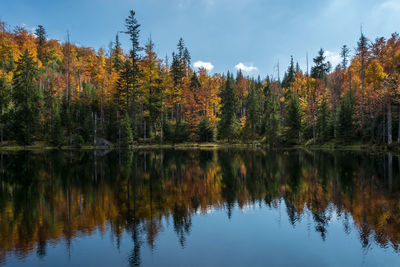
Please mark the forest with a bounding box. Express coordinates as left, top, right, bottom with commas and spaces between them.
1, 10, 400, 147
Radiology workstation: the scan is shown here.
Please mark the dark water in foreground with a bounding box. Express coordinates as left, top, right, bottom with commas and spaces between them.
0, 149, 400, 267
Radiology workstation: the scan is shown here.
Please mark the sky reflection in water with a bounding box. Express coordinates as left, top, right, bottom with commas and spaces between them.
0, 149, 399, 267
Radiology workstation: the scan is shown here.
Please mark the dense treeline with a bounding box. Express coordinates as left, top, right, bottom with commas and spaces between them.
0, 10, 400, 146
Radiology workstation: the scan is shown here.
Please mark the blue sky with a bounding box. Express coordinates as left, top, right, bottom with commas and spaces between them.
2, 0, 400, 78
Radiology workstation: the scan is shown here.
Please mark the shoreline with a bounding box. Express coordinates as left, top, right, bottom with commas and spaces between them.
0, 141, 398, 152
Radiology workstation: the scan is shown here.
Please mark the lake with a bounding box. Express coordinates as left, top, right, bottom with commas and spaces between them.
0, 149, 399, 267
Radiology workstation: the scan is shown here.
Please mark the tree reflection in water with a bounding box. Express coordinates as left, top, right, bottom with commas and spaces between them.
0, 149, 400, 265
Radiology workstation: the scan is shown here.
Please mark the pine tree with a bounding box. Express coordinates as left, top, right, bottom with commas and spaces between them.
337, 92, 354, 143
43, 73, 57, 142
12, 49, 39, 145
0, 76, 10, 143
316, 96, 332, 142
311, 48, 331, 143
340, 45, 350, 70
49, 109, 63, 146
357, 30, 369, 129
124, 10, 141, 129
282, 56, 296, 88
264, 84, 281, 147
311, 49, 331, 79
198, 117, 214, 142
285, 93, 302, 144
112, 34, 124, 73
218, 73, 239, 141
120, 113, 133, 147
245, 84, 259, 140
35, 25, 47, 63
295, 62, 301, 73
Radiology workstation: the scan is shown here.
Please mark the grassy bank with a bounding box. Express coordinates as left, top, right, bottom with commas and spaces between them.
0, 141, 263, 151
0, 140, 398, 152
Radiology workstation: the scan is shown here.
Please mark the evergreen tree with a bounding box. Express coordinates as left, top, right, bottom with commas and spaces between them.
310, 49, 331, 143
120, 113, 133, 147
337, 92, 354, 143
295, 62, 301, 73
12, 49, 39, 145
124, 10, 141, 127
311, 49, 331, 79
316, 96, 332, 142
357, 31, 369, 129
245, 84, 259, 140
282, 56, 296, 88
35, 25, 46, 46
112, 34, 124, 73
171, 52, 183, 86
0, 76, 10, 143
49, 109, 63, 146
183, 47, 191, 70
116, 60, 133, 113
198, 117, 214, 142
340, 45, 350, 70
35, 25, 47, 63
218, 73, 239, 141
190, 71, 201, 89
264, 85, 281, 147
177, 38, 185, 61
285, 93, 302, 144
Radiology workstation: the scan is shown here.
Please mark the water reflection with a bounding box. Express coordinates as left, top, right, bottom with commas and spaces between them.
0, 149, 400, 266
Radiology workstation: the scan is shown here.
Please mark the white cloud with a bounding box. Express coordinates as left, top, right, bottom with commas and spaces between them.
324, 50, 341, 68
235, 62, 258, 72
193, 61, 214, 71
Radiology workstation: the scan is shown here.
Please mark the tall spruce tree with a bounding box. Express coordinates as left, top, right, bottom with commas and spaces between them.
337, 91, 354, 143
340, 45, 350, 70
124, 10, 141, 130
35, 25, 47, 63
218, 73, 239, 141
282, 56, 296, 88
311, 49, 331, 79
316, 96, 331, 142
357, 30, 369, 130
12, 49, 39, 145
0, 76, 10, 143
285, 93, 302, 144
310, 48, 331, 143
264, 82, 281, 146
245, 84, 259, 140
112, 34, 124, 73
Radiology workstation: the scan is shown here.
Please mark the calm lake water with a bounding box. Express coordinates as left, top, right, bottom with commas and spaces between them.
0, 149, 400, 267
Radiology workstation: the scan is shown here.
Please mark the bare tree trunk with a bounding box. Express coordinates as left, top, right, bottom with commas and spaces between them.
398, 108, 400, 144
161, 111, 164, 143
176, 104, 179, 124
144, 119, 146, 141
388, 100, 392, 145
154, 122, 157, 140
94, 112, 97, 145
78, 71, 82, 96
0, 106, 3, 144
361, 57, 365, 130
388, 152, 393, 192
117, 96, 121, 147
383, 105, 386, 143
312, 87, 316, 144
180, 99, 183, 123
101, 90, 104, 135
